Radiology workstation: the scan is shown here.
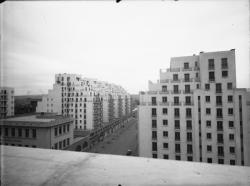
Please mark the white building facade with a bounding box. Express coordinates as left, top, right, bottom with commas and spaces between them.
0, 87, 15, 118
138, 49, 250, 166
36, 74, 131, 130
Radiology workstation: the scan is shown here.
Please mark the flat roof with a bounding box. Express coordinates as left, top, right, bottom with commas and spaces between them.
2, 146, 250, 186
0, 115, 74, 128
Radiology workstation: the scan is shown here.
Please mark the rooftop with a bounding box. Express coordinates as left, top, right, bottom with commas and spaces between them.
2, 145, 250, 186
0, 114, 74, 128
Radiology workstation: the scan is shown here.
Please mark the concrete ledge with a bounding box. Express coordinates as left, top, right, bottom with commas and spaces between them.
1, 145, 250, 186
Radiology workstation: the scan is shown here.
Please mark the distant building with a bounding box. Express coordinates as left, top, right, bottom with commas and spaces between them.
138, 49, 250, 166
0, 87, 15, 118
15, 95, 43, 115
36, 74, 131, 130
0, 113, 74, 149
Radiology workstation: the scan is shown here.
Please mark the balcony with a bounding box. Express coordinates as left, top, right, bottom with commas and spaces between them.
183, 90, 193, 94
221, 65, 228, 69
209, 78, 215, 82
159, 102, 169, 106
148, 102, 157, 106
216, 115, 223, 119
182, 78, 193, 83
1, 145, 250, 186
151, 114, 157, 118
167, 67, 181, 72
171, 102, 181, 106
216, 89, 222, 93
186, 115, 192, 119
182, 67, 193, 71
160, 79, 169, 83
184, 102, 194, 106
171, 79, 181, 83
171, 90, 181, 94
208, 65, 215, 70
194, 66, 200, 71
159, 91, 169, 94
147, 91, 158, 95
216, 102, 223, 106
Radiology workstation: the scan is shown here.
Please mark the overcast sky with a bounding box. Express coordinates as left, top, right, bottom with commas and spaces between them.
1, 0, 249, 95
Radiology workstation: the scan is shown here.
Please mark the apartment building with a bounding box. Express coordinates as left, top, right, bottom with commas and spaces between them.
138, 49, 250, 166
0, 113, 74, 149
0, 87, 14, 118
36, 74, 131, 130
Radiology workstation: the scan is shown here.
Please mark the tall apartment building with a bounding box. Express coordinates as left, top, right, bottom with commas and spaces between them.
138, 49, 250, 166
36, 74, 131, 130
0, 87, 14, 118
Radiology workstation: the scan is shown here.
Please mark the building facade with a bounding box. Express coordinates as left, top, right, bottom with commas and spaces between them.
0, 87, 14, 118
0, 114, 74, 149
36, 74, 131, 130
138, 49, 250, 166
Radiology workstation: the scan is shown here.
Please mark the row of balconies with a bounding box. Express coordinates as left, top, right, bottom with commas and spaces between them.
141, 101, 194, 106
159, 77, 200, 84
165, 66, 200, 73
147, 90, 194, 95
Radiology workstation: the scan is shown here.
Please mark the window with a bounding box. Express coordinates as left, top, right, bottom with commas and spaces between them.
67, 138, 70, 145
184, 73, 190, 81
174, 120, 180, 129
216, 83, 222, 93
163, 143, 168, 149
162, 96, 167, 102
187, 132, 192, 142
186, 108, 192, 117
228, 108, 233, 115
216, 96, 222, 105
162, 86, 167, 92
229, 121, 234, 128
209, 71, 215, 81
218, 159, 224, 164
205, 96, 210, 103
230, 146, 235, 154
206, 120, 211, 127
229, 134, 234, 141
207, 133, 212, 139
163, 154, 169, 159
184, 62, 189, 69
222, 71, 228, 78
228, 95, 233, 102
163, 131, 168, 137
162, 108, 168, 115
230, 160, 235, 165
151, 108, 157, 116
185, 85, 191, 93
59, 126, 62, 135
207, 145, 212, 152
216, 108, 223, 118
186, 120, 192, 129
152, 154, 157, 158
175, 132, 180, 141
152, 142, 157, 151
218, 146, 224, 156
173, 74, 178, 81
32, 129, 36, 138
11, 128, 15, 137
187, 156, 193, 161
217, 121, 223, 131
217, 134, 224, 143
63, 140, 66, 147
174, 108, 180, 117
4, 128, 8, 137
152, 120, 157, 128
175, 144, 181, 153
187, 144, 193, 154
205, 84, 210, 90
151, 97, 157, 105
227, 82, 233, 90
152, 131, 157, 140
208, 59, 214, 69
173, 85, 179, 93
206, 108, 211, 115
163, 120, 168, 126
185, 96, 191, 105
18, 128, 22, 137
207, 158, 212, 163
25, 129, 29, 138
174, 96, 179, 104
221, 58, 228, 69
175, 155, 181, 160
59, 141, 62, 149
196, 84, 200, 89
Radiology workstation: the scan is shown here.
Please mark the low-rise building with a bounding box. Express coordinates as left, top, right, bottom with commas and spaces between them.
0, 113, 74, 149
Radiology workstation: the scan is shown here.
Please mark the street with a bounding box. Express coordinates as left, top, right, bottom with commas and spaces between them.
89, 118, 138, 156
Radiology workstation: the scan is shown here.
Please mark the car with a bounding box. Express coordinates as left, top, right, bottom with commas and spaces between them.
126, 149, 132, 156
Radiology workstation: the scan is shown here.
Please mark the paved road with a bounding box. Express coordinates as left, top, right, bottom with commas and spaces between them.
89, 118, 138, 156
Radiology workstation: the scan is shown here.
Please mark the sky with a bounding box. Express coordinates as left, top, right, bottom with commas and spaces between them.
1, 0, 249, 95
